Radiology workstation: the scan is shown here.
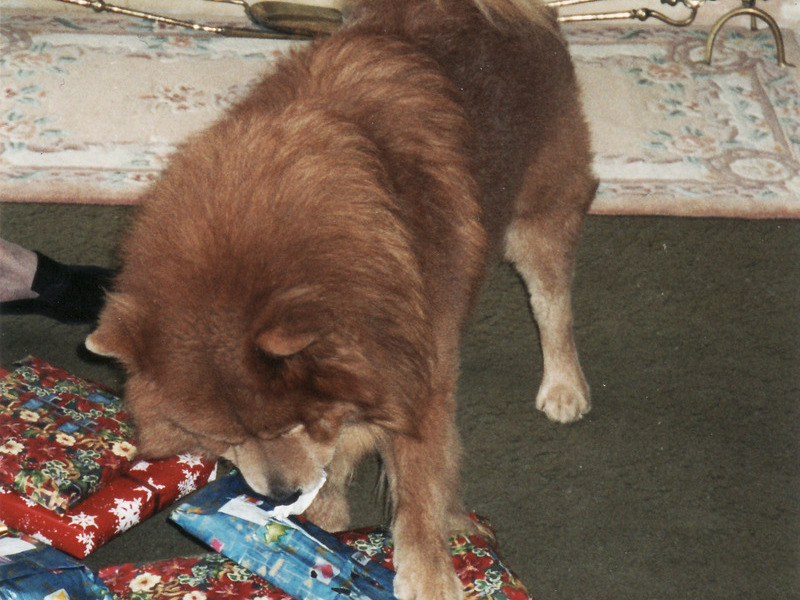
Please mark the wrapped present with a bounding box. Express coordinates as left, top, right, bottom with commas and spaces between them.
171, 473, 533, 600
0, 521, 115, 600
0, 357, 135, 514
100, 553, 294, 600
171, 473, 397, 600
100, 517, 533, 600
0, 453, 217, 558
336, 516, 532, 600
0, 360, 218, 557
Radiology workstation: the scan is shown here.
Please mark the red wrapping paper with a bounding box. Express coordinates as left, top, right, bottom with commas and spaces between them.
101, 554, 293, 600
0, 360, 217, 557
0, 453, 217, 558
337, 514, 532, 600
0, 358, 135, 514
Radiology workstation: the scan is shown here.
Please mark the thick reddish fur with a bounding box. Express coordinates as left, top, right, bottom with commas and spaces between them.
87, 1, 596, 599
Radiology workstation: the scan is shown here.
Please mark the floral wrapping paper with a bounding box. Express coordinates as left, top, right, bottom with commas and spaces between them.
101, 515, 532, 600
337, 515, 531, 600
170, 473, 532, 600
0, 454, 218, 558
0, 357, 136, 514
0, 521, 115, 600
100, 553, 294, 600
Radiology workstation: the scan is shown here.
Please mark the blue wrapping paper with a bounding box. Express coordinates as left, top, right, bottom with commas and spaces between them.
0, 522, 114, 600
170, 472, 396, 600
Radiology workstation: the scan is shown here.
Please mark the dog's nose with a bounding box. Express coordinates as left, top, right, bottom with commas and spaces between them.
266, 487, 302, 506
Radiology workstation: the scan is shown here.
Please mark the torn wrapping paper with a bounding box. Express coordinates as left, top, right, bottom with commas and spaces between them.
170, 472, 397, 600
0, 357, 135, 514
0, 521, 115, 600
0, 453, 217, 558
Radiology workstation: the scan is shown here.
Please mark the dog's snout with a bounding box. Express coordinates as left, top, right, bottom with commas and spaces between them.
266, 486, 303, 506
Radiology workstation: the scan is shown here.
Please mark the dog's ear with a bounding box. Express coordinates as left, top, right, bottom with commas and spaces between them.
85, 292, 140, 361
255, 325, 318, 358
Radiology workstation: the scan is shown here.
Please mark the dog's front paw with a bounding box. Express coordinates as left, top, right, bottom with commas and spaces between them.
536, 381, 590, 423
393, 555, 463, 600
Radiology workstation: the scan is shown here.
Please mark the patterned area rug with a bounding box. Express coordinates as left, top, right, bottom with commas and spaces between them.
1, 12, 799, 217
576, 26, 800, 218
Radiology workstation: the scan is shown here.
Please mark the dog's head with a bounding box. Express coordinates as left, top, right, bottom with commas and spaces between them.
84, 153, 432, 502
86, 276, 428, 502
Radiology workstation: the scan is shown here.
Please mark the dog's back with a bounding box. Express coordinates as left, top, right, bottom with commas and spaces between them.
346, 0, 594, 247
214, 0, 594, 326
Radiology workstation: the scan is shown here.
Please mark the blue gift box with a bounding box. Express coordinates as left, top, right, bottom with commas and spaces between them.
170, 472, 396, 600
0, 523, 114, 600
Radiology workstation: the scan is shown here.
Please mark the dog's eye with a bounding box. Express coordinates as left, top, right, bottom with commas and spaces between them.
274, 423, 303, 438
260, 423, 304, 440
284, 423, 304, 436
254, 346, 287, 370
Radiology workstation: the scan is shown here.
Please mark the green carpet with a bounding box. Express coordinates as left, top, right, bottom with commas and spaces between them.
1, 202, 798, 599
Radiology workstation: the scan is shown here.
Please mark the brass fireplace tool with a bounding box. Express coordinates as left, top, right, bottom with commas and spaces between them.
549, 0, 793, 66
54, 0, 793, 66
53, 0, 344, 39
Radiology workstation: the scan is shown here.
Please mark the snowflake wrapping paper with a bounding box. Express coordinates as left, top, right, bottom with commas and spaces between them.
0, 357, 135, 514
0, 521, 114, 600
171, 473, 532, 600
0, 453, 217, 558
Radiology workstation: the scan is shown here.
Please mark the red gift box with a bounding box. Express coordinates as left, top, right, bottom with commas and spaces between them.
337, 514, 532, 600
0, 357, 135, 514
0, 453, 217, 558
0, 361, 217, 557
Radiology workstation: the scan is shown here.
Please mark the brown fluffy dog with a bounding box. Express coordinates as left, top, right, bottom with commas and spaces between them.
86, 0, 596, 598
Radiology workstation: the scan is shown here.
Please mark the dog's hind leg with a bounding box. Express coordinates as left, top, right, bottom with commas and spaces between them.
504, 164, 597, 423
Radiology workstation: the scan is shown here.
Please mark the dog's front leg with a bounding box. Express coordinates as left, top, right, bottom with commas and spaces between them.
303, 424, 382, 532
383, 398, 464, 600
302, 471, 350, 533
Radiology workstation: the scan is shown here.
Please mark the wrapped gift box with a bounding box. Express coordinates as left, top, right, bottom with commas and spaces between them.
171, 473, 533, 600
0, 453, 217, 558
0, 359, 217, 557
100, 553, 294, 600
0, 357, 135, 514
0, 521, 115, 600
171, 473, 396, 600
336, 516, 532, 600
